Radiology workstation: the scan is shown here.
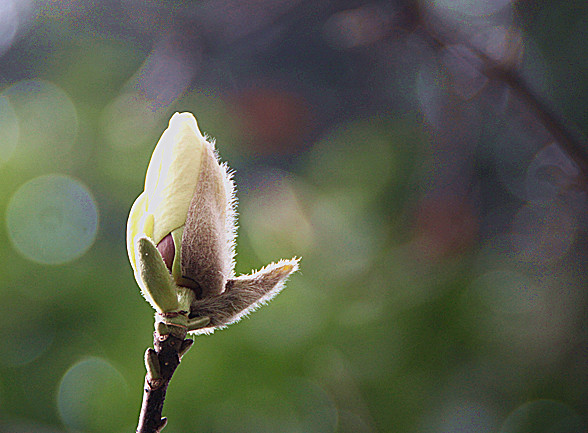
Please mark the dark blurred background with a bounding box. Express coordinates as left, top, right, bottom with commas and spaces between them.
0, 1, 587, 432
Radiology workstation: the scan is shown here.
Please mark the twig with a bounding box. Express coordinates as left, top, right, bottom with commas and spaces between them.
484, 65, 588, 178
407, 3, 588, 180
136, 322, 194, 433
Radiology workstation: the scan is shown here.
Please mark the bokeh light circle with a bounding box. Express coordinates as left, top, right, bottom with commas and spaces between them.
510, 203, 577, 264
6, 174, 98, 264
500, 400, 585, 433
0, 323, 54, 367
420, 397, 498, 433
101, 92, 161, 150
472, 269, 542, 316
416, 64, 444, 128
0, 421, 65, 433
0, 95, 19, 164
2, 79, 78, 162
524, 143, 581, 205
57, 357, 129, 433
433, 0, 514, 17
0, 0, 19, 55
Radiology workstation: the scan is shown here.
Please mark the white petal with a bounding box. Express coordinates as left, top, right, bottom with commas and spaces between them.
144, 112, 211, 244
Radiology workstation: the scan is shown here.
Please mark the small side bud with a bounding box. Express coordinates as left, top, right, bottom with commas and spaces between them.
144, 348, 161, 382
178, 339, 194, 359
156, 417, 168, 433
156, 321, 171, 336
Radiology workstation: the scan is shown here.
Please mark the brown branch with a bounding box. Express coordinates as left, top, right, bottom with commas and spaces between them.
407, 2, 588, 180
136, 323, 193, 433
484, 65, 588, 179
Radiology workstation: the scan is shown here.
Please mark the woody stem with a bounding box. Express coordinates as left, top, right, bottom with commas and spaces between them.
136, 326, 192, 433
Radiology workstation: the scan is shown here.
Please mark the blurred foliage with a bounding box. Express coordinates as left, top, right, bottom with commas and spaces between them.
0, 1, 586, 432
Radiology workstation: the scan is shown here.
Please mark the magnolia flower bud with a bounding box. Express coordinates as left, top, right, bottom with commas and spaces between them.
127, 112, 299, 333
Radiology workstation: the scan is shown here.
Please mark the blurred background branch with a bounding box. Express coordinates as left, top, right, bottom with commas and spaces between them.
407, 2, 588, 180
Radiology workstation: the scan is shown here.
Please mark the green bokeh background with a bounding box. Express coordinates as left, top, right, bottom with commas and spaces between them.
0, 1, 586, 432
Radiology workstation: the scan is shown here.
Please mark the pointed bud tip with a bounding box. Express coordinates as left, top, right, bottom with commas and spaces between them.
137, 236, 151, 254
169, 112, 201, 136
284, 257, 301, 271
281, 264, 293, 272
